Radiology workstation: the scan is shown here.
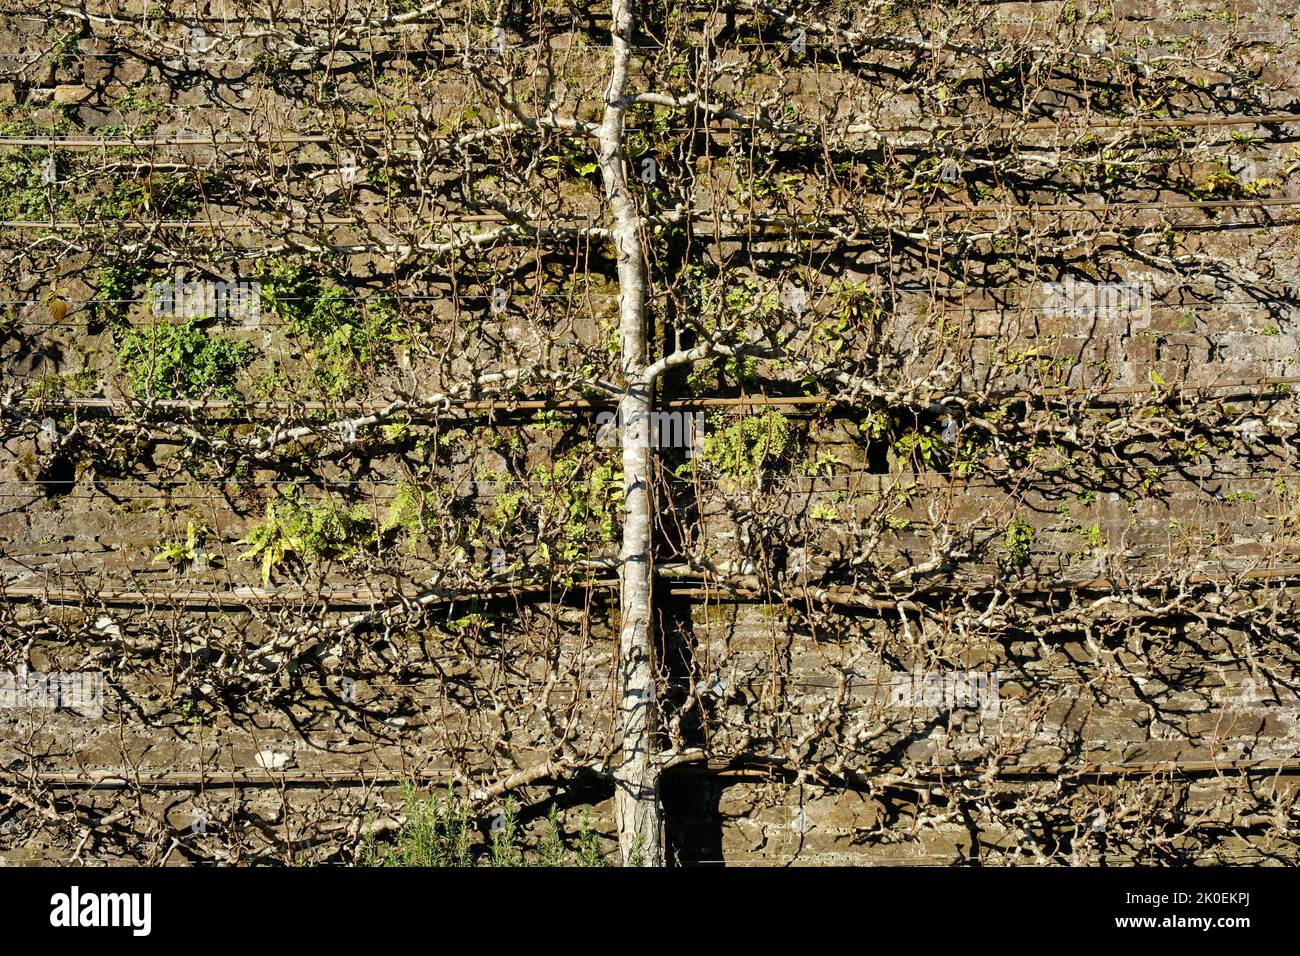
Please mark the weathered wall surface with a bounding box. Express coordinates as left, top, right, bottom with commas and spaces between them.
2, 0, 1300, 865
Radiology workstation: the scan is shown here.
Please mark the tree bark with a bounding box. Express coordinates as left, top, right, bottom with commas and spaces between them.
598, 0, 664, 866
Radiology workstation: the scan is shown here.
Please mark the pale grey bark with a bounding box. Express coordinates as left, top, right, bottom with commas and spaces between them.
598, 0, 664, 866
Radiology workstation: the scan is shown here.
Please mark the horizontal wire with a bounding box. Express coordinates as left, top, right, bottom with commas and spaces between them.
7, 757, 1298, 794
0, 664, 1258, 693
5, 26, 1294, 62
6, 464, 1300, 483
1, 291, 619, 308
9, 291, 1300, 310
9, 287, 1300, 311
10, 307, 1299, 331
8, 567, 1300, 608
2, 479, 1297, 500
12, 375, 1300, 412
1, 196, 1297, 232
2, 468, 1298, 490
8, 4, 1285, 33
2, 112, 1298, 151
4, 194, 1300, 230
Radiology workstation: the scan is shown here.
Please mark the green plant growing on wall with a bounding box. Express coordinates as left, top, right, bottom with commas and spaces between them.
381, 481, 430, 535
153, 520, 209, 568
381, 480, 449, 554
360, 784, 607, 867
948, 433, 984, 478
100, 171, 203, 220
239, 489, 372, 584
893, 427, 942, 468
1191, 159, 1276, 200
179, 698, 205, 726
542, 135, 601, 179
810, 311, 852, 361
257, 257, 406, 398
24, 371, 98, 400
681, 265, 782, 344
473, 455, 622, 572
532, 454, 622, 565
800, 450, 844, 477
1002, 517, 1035, 568
114, 81, 172, 138
0, 145, 70, 220
94, 259, 144, 326
116, 319, 253, 399
808, 280, 887, 363
810, 502, 840, 521
701, 411, 798, 485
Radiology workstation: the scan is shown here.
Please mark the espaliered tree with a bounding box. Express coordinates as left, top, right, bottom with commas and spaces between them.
453, 0, 956, 863
4, 0, 1300, 867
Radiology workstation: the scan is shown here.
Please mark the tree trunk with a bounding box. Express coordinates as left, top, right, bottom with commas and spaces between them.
598, 0, 664, 866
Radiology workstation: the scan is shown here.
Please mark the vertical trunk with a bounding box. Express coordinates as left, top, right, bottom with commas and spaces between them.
598, 0, 664, 866
613, 383, 661, 866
